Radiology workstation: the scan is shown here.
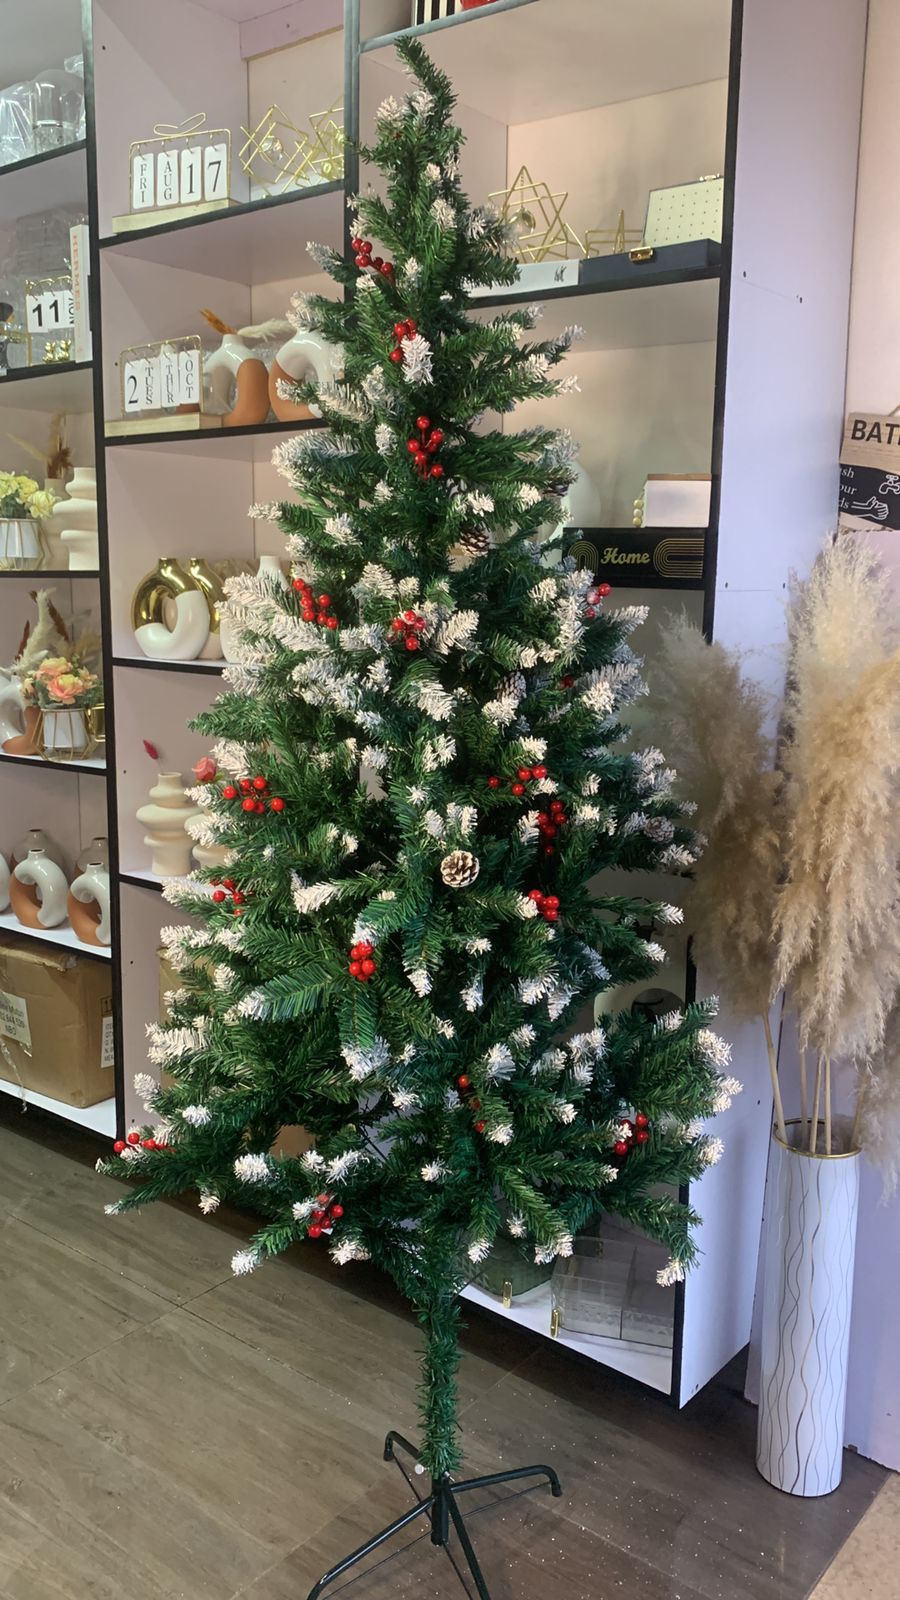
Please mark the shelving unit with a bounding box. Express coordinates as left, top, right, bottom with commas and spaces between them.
3, 0, 866, 1409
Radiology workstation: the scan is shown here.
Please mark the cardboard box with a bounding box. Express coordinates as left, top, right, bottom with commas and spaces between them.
0, 935, 114, 1107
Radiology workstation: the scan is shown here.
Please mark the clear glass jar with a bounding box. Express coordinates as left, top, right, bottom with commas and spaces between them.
29, 66, 83, 154
0, 82, 34, 165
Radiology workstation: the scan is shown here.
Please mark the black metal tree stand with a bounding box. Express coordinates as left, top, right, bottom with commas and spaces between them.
306, 1429, 562, 1599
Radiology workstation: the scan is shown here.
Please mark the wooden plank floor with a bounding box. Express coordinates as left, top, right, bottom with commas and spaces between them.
0, 1102, 886, 1600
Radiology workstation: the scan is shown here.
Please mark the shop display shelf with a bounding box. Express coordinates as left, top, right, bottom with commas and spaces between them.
0, 360, 94, 411
0, 750, 106, 775
0, 1076, 116, 1136
104, 416, 325, 455
362, 0, 731, 125
112, 654, 226, 675
0, 568, 99, 579
0, 909, 112, 961
0, 140, 87, 223
98, 179, 344, 284
474, 271, 720, 352
119, 869, 164, 892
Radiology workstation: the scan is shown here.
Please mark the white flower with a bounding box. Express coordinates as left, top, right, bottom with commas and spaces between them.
421, 1161, 446, 1182
182, 1104, 211, 1127
231, 1250, 259, 1277
657, 1258, 685, 1287
467, 1238, 492, 1264
487, 1123, 514, 1145
234, 1153, 273, 1184
199, 1192, 220, 1215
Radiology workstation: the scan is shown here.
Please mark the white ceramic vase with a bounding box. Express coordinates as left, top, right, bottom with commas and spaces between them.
68, 861, 111, 945
135, 771, 199, 877
56, 467, 99, 571
134, 590, 211, 660
220, 554, 287, 662
0, 672, 25, 746
0, 517, 43, 570
192, 840, 232, 870
756, 1121, 860, 1496
13, 829, 65, 871
11, 848, 69, 928
41, 706, 89, 757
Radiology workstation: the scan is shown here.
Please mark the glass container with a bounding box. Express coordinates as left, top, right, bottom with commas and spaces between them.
551, 1235, 635, 1341
0, 83, 34, 165
471, 1234, 554, 1303
29, 67, 83, 154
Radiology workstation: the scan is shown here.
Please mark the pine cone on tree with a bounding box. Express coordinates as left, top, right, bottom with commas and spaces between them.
440, 849, 480, 888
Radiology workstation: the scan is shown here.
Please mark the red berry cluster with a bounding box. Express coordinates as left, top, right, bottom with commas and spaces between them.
527, 888, 560, 923
391, 608, 426, 652
390, 316, 418, 365
307, 1191, 345, 1239
537, 797, 568, 856
221, 776, 285, 815
407, 413, 444, 480
456, 1073, 485, 1133
488, 762, 549, 798
351, 236, 394, 279
292, 575, 339, 631
613, 1111, 651, 1158
211, 876, 247, 916
113, 1130, 168, 1155
348, 940, 377, 981
560, 674, 575, 689
584, 581, 612, 621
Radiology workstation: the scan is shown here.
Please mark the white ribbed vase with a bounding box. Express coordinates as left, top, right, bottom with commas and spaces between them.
756, 1122, 860, 1497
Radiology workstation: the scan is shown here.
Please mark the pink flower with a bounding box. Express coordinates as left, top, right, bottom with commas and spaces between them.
193, 755, 217, 783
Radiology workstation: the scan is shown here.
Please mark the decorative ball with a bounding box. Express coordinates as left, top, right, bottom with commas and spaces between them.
240, 778, 253, 793
408, 438, 420, 454
405, 635, 420, 651
394, 322, 408, 338
543, 895, 560, 911
351, 237, 363, 252
544, 907, 558, 922
361, 958, 376, 977
527, 889, 544, 903
222, 785, 238, 800
428, 428, 444, 447
440, 849, 480, 889
517, 766, 531, 781
141, 1138, 156, 1150
597, 582, 612, 597
270, 797, 285, 812
532, 764, 548, 780
390, 348, 404, 364
354, 254, 369, 268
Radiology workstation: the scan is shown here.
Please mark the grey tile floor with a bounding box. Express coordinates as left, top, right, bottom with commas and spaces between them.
0, 1103, 887, 1600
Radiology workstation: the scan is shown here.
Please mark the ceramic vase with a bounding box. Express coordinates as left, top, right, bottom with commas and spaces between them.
13, 829, 65, 870
220, 553, 287, 662
132, 557, 210, 661
0, 517, 45, 570
192, 840, 232, 870
67, 859, 111, 946
205, 331, 271, 428
186, 557, 226, 661
135, 772, 199, 877
0, 852, 9, 911
268, 329, 344, 421
77, 836, 109, 871
756, 1121, 860, 1496
10, 848, 69, 929
56, 467, 99, 571
0, 673, 42, 756
40, 706, 91, 760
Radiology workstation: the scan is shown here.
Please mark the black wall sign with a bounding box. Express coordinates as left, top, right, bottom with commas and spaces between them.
565, 528, 705, 590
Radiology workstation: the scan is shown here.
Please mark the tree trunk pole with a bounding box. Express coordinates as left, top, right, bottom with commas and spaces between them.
762, 1011, 787, 1144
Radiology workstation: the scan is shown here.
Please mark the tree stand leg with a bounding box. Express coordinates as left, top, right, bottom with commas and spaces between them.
305, 1431, 563, 1599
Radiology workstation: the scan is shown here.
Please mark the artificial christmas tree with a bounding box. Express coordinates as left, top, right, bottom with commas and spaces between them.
101, 40, 736, 1598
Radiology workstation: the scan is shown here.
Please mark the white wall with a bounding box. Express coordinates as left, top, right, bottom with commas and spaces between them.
838, 0, 900, 1475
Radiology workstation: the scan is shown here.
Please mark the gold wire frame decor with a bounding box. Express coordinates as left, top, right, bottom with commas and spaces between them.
106, 335, 223, 438
23, 275, 74, 365
583, 209, 643, 259
239, 99, 345, 199
112, 113, 237, 234
37, 702, 104, 762
489, 166, 584, 263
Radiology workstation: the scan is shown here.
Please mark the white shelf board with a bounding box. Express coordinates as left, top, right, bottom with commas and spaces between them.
100, 183, 344, 285
0, 1077, 117, 1137
475, 275, 720, 351
364, 0, 732, 125
460, 1281, 673, 1392
0, 751, 107, 774
0, 909, 111, 960
0, 362, 94, 413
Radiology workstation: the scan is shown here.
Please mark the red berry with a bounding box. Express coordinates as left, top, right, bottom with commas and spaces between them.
351, 237, 363, 252
416, 415, 431, 432
240, 778, 253, 793
292, 577, 306, 592
403, 610, 416, 623
373, 256, 383, 270
390, 348, 403, 364
316, 594, 331, 608
392, 617, 404, 632
308, 1223, 323, 1238
474, 1121, 486, 1134
550, 799, 564, 813
412, 616, 426, 630
361, 958, 376, 977
348, 961, 362, 978
222, 878, 234, 890
232, 891, 245, 906
414, 451, 428, 469
222, 785, 238, 800
430, 463, 444, 479
544, 907, 559, 922
242, 797, 256, 813
487, 776, 500, 789
405, 318, 417, 335
316, 1193, 330, 1206
511, 782, 525, 797
270, 797, 285, 812
325, 615, 339, 630
252, 776, 267, 792
233, 905, 244, 915
142, 1138, 157, 1150
302, 608, 315, 622
405, 635, 420, 651
543, 895, 560, 910
212, 889, 226, 904
359, 942, 374, 957
635, 1112, 650, 1129
254, 800, 266, 814
543, 845, 555, 856
561, 675, 574, 688
636, 1129, 650, 1145
113, 1139, 126, 1153
382, 262, 394, 276
408, 438, 420, 454
311, 1209, 326, 1223
428, 428, 444, 447
394, 322, 407, 339
527, 888, 544, 903
355, 254, 369, 268
330, 1203, 344, 1219
126, 1130, 140, 1145
517, 766, 531, 781
585, 606, 596, 620
613, 1140, 629, 1157
458, 1074, 471, 1089
597, 583, 612, 597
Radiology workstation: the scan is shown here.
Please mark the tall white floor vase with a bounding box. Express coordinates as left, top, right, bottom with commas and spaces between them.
756, 1122, 860, 1497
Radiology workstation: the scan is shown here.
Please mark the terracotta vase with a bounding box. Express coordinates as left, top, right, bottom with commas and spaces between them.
10, 848, 69, 929
135, 771, 199, 877
267, 328, 344, 421
67, 860, 111, 946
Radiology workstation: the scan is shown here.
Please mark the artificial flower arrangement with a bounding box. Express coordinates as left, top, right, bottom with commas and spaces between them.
20, 652, 102, 709
0, 472, 57, 521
